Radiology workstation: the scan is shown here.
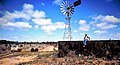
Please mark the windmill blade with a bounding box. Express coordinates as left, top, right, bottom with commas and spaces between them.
60, 7, 63, 10
63, 11, 66, 15
61, 10, 65, 13
63, 2, 66, 6
61, 2, 64, 6
69, 4, 73, 8
66, 1, 68, 5
60, 4, 64, 7
71, 11, 74, 14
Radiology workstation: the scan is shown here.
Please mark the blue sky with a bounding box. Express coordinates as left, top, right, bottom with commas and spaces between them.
0, 0, 120, 42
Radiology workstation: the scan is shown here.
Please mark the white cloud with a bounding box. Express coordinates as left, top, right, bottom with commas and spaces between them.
0, 11, 15, 26
3, 22, 32, 28
79, 20, 86, 24
0, 3, 50, 30
90, 15, 120, 40
23, 3, 33, 10
102, 15, 120, 23
92, 15, 103, 20
92, 15, 119, 30
55, 22, 65, 29
106, 32, 120, 40
0, 3, 34, 30
23, 3, 34, 14
0, 17, 8, 26
0, 8, 31, 25
113, 33, 120, 40
74, 30, 77, 33
96, 22, 106, 27
32, 10, 46, 19
0, 11, 32, 29
0, 3, 65, 34
13, 11, 31, 20
94, 30, 108, 34
96, 22, 117, 29
41, 22, 65, 34
41, 25, 56, 34
32, 19, 52, 25
53, 0, 63, 5
93, 15, 120, 23
79, 24, 90, 31
78, 20, 90, 31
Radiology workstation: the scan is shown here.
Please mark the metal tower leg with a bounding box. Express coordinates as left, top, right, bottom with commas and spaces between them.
63, 16, 72, 41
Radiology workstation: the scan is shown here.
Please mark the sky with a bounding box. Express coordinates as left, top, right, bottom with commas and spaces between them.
0, 0, 120, 42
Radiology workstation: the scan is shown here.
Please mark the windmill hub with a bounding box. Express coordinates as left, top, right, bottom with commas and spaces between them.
67, 7, 70, 10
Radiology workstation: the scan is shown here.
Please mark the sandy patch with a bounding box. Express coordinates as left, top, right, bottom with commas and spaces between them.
39, 45, 55, 51
0, 55, 37, 65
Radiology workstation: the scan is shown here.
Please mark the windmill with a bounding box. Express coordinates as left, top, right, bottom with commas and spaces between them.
60, 0, 81, 41
60, 1, 74, 41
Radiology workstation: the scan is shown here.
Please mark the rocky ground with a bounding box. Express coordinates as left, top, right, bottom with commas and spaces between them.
19, 55, 119, 65
0, 45, 119, 65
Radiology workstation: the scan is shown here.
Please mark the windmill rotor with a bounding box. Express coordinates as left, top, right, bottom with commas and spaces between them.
60, 1, 74, 17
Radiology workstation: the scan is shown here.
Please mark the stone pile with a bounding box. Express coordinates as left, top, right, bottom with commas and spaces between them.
58, 40, 120, 61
